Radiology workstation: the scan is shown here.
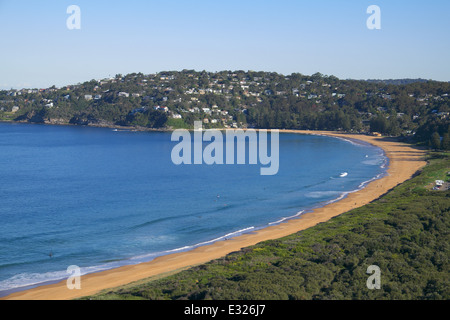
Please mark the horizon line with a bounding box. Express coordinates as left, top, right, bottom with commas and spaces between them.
2, 69, 449, 91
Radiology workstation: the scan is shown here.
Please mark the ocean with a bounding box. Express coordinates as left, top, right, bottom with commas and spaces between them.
0, 122, 387, 295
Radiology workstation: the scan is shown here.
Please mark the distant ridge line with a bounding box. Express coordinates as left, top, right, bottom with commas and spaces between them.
364, 78, 431, 85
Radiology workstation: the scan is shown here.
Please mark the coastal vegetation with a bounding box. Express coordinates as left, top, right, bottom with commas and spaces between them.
1, 70, 449, 149
83, 152, 449, 300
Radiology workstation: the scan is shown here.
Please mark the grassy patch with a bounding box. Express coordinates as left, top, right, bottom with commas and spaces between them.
413, 152, 450, 191
0, 112, 15, 121
166, 118, 188, 129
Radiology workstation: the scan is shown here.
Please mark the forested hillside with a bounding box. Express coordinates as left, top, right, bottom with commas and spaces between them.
1, 70, 449, 148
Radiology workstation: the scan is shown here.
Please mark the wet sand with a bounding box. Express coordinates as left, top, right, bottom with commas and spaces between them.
2, 131, 427, 300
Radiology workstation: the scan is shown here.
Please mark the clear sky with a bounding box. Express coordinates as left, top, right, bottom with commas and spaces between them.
0, 0, 449, 89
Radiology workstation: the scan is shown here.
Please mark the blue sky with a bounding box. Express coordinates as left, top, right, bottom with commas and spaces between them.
0, 0, 449, 89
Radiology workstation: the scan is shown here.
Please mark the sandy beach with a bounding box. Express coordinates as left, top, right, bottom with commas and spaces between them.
2, 130, 427, 300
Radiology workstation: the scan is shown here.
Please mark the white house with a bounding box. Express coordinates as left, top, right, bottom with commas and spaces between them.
154, 106, 168, 112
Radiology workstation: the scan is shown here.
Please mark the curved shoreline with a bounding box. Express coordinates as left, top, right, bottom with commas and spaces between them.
1, 130, 427, 300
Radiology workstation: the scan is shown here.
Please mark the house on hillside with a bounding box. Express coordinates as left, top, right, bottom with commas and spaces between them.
154, 106, 168, 112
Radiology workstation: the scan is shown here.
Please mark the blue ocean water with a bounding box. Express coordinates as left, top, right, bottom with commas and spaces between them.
0, 122, 387, 294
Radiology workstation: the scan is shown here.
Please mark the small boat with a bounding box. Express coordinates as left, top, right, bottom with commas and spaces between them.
339, 172, 348, 177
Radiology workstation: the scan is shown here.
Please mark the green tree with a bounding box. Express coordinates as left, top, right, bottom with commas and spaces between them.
441, 132, 450, 150
370, 115, 388, 134
430, 132, 441, 150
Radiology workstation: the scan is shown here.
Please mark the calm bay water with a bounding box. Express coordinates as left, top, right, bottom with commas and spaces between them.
0, 122, 387, 294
